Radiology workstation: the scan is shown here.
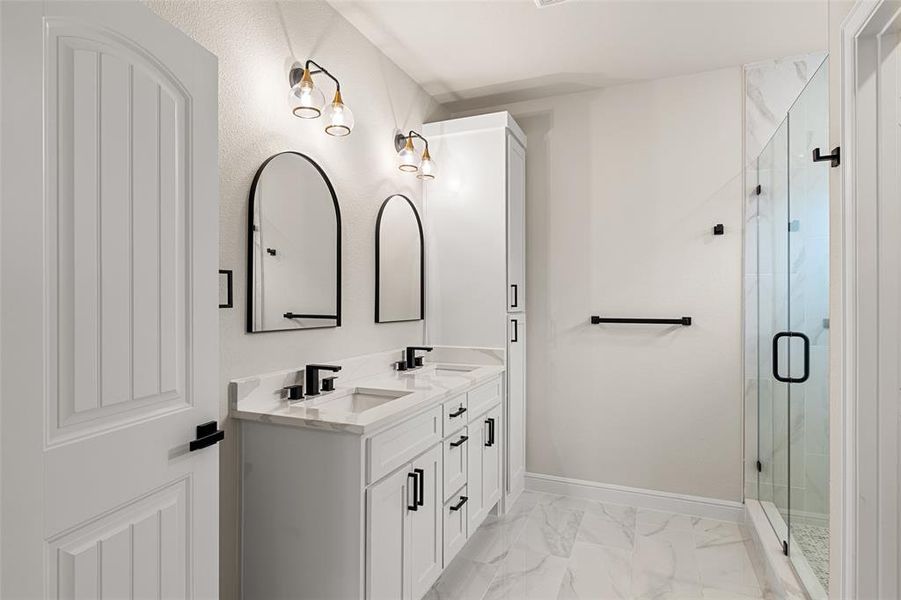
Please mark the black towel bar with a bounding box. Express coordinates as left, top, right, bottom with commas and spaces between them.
590, 316, 692, 326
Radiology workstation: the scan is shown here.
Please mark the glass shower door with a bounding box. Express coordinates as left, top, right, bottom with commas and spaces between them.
755, 58, 829, 599
757, 119, 791, 546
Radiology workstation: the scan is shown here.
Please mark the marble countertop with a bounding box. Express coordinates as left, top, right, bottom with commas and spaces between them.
230, 358, 505, 435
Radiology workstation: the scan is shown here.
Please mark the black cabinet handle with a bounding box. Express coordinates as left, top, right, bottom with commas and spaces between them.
485, 418, 495, 447
189, 421, 225, 452
449, 496, 468, 512
772, 331, 810, 383
407, 472, 418, 511
414, 468, 425, 507
511, 319, 518, 343
450, 435, 469, 448
448, 406, 467, 418
511, 284, 518, 308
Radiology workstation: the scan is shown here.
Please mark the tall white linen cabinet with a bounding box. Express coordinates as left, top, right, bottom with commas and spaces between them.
422, 112, 527, 509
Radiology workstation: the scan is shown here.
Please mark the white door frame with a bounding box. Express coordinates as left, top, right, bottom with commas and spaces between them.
841, 1, 901, 597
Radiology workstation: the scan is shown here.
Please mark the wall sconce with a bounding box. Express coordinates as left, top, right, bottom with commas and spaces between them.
288, 60, 354, 136
394, 130, 437, 180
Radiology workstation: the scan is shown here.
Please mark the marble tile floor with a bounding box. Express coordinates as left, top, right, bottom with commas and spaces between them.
424, 491, 768, 600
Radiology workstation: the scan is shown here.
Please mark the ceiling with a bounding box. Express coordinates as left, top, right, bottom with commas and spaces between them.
328, 0, 828, 112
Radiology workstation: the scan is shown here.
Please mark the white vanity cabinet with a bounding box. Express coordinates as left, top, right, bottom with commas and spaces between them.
238, 369, 504, 600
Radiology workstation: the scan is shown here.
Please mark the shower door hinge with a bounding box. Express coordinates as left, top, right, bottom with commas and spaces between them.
782, 540, 789, 556
756, 460, 762, 473
755, 184, 762, 195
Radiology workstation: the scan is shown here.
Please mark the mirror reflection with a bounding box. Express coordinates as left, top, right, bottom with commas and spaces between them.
247, 152, 341, 332
375, 194, 424, 323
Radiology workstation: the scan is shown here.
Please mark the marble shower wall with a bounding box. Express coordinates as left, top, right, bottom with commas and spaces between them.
743, 51, 827, 503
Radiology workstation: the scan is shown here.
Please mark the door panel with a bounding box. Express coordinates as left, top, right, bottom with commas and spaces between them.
48, 17, 190, 441
1, 2, 219, 597
410, 445, 443, 599
47, 479, 187, 600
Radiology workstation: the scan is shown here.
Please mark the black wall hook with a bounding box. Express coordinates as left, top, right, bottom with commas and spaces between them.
713, 224, 724, 236
812, 146, 841, 168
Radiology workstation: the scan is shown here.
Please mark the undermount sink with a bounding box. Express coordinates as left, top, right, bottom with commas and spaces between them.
297, 387, 410, 414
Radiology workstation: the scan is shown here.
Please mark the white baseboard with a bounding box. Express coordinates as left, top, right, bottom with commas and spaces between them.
525, 472, 745, 523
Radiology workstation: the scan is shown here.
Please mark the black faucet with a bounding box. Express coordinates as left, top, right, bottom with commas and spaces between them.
305, 364, 342, 396
405, 346, 433, 370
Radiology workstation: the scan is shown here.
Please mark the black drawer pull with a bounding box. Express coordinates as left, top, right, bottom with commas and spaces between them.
407, 472, 418, 511
448, 406, 467, 418
449, 496, 468, 511
189, 421, 225, 452
450, 435, 469, 448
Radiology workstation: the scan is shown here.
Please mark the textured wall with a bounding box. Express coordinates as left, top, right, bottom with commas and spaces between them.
456, 67, 745, 501
144, 2, 443, 597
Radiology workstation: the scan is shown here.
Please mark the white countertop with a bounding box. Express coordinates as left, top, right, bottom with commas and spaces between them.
231, 358, 505, 435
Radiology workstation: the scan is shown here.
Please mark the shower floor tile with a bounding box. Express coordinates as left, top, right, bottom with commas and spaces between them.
791, 522, 829, 591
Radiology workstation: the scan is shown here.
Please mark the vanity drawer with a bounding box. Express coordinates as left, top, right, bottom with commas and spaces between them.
367, 405, 442, 484
443, 394, 468, 436
443, 427, 468, 500
443, 486, 469, 566
466, 377, 503, 421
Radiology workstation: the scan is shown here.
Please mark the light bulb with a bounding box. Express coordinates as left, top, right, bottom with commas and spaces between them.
323, 90, 354, 136
396, 136, 420, 172
288, 67, 325, 119
417, 147, 437, 180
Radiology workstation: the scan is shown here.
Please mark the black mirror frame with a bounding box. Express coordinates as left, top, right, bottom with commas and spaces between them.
246, 151, 342, 333
374, 194, 425, 323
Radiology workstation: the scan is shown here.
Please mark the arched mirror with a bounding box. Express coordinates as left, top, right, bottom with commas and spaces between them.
375, 194, 424, 323
247, 152, 341, 332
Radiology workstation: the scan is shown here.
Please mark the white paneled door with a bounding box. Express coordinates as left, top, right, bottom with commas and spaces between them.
1, 2, 219, 598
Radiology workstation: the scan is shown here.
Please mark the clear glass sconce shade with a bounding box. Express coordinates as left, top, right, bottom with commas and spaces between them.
288, 78, 325, 119
417, 152, 437, 180
396, 137, 420, 172
323, 91, 354, 136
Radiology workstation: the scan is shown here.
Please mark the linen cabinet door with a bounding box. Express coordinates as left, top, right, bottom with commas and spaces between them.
506, 132, 526, 313
482, 405, 502, 510
409, 444, 443, 599
366, 467, 413, 600
506, 314, 526, 505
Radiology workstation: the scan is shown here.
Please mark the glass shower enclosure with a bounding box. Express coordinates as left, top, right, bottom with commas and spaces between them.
748, 59, 829, 598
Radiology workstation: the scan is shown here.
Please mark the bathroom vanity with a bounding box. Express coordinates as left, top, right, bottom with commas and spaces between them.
231, 347, 506, 600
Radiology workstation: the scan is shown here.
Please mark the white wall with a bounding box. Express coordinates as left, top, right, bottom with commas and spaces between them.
144, 2, 443, 597
456, 68, 745, 501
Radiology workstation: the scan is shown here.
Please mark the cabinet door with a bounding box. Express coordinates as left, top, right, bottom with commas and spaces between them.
483, 405, 503, 510
410, 444, 443, 599
367, 467, 413, 600
506, 314, 526, 504
466, 413, 486, 532
507, 133, 526, 313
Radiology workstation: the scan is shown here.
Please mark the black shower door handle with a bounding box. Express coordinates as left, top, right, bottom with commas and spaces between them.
772, 331, 810, 383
